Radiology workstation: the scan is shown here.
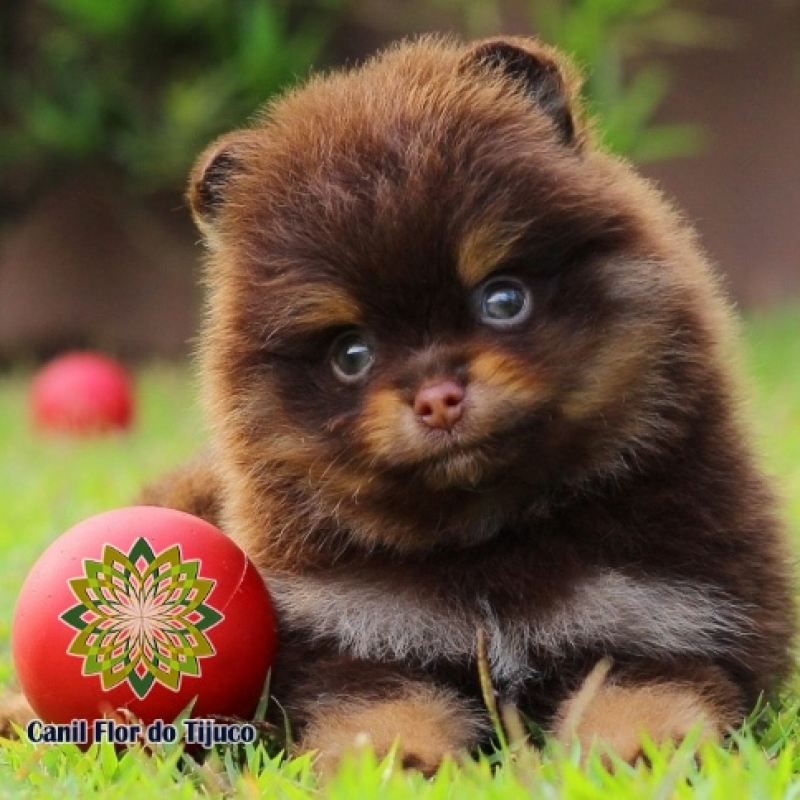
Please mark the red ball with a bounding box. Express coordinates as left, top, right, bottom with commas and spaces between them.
13, 507, 277, 727
31, 352, 134, 434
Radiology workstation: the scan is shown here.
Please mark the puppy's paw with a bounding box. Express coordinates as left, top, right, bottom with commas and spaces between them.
298, 685, 484, 777
0, 689, 35, 738
553, 680, 727, 764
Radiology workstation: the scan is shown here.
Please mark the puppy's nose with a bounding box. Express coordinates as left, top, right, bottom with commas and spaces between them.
413, 380, 465, 430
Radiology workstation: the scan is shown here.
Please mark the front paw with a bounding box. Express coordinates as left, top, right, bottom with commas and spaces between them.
0, 689, 36, 739
552, 679, 729, 764
298, 685, 485, 777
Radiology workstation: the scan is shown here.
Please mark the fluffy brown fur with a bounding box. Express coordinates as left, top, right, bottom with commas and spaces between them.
4, 35, 795, 768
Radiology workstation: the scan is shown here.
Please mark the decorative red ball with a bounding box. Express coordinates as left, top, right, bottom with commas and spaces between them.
12, 507, 277, 727
31, 352, 134, 434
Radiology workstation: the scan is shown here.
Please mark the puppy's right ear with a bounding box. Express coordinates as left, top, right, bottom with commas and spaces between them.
188, 132, 253, 238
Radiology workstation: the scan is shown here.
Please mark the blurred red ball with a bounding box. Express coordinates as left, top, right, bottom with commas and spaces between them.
31, 352, 134, 434
13, 506, 277, 727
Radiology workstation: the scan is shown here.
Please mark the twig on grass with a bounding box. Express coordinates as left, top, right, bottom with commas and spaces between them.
476, 627, 508, 752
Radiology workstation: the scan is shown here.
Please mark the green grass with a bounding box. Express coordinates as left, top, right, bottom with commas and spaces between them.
0, 308, 799, 798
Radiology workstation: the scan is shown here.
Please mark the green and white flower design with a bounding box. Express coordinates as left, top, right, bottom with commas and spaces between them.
60, 537, 223, 699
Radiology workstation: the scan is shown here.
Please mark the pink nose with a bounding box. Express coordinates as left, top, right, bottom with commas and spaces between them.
413, 380, 465, 430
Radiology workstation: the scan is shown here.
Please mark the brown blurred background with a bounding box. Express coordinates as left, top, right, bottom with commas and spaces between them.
644, 0, 800, 308
1, 0, 798, 361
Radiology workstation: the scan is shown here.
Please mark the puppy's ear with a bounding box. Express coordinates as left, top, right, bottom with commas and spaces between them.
460, 37, 583, 147
188, 132, 254, 237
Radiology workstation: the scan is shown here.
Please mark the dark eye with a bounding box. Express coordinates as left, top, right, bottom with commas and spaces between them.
477, 277, 532, 328
330, 331, 375, 383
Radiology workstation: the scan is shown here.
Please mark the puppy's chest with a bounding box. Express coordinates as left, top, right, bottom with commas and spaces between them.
264, 567, 752, 691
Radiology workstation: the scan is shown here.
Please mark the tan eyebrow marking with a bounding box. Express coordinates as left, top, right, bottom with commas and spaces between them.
457, 219, 527, 288
257, 284, 363, 347
273, 286, 362, 331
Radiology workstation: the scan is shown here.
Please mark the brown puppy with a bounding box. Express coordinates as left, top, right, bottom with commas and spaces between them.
158, 35, 796, 771
8, 36, 797, 772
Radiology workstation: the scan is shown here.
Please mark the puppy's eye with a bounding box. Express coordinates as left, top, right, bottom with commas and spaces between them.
330, 332, 375, 383
476, 277, 532, 328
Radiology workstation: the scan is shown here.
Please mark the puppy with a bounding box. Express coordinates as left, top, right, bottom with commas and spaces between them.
9, 36, 798, 772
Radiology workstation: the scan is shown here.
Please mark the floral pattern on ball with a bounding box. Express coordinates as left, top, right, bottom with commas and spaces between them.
59, 537, 223, 699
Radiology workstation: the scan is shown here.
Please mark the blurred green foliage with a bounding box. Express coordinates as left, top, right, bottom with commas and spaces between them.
529, 0, 736, 162
438, 0, 737, 163
0, 0, 346, 195
0, 0, 738, 205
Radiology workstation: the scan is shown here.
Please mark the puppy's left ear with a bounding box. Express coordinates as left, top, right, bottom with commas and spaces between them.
460, 37, 584, 148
